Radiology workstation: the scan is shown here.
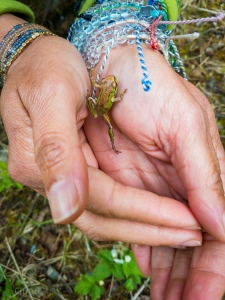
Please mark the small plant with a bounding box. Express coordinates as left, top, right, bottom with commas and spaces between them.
74, 244, 145, 300
0, 162, 23, 192
0, 266, 17, 300
74, 274, 105, 300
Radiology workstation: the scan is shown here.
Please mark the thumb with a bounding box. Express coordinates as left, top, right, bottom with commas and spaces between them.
29, 81, 88, 224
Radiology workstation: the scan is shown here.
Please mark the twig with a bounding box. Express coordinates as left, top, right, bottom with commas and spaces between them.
16, 193, 40, 237
0, 263, 46, 286
189, 6, 223, 15
108, 276, 114, 298
132, 278, 150, 300
5, 237, 35, 300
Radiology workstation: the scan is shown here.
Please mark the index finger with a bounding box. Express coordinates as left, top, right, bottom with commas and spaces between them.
87, 166, 201, 229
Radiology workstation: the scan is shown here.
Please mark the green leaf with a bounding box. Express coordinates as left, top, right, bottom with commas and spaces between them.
112, 263, 125, 280
97, 249, 113, 263
2, 278, 16, 300
89, 285, 104, 300
0, 161, 23, 192
93, 262, 112, 281
0, 162, 7, 171
0, 266, 5, 283
123, 261, 130, 278
15, 280, 23, 287
74, 274, 95, 295
14, 182, 23, 189
133, 275, 142, 285
124, 276, 136, 292
123, 254, 143, 277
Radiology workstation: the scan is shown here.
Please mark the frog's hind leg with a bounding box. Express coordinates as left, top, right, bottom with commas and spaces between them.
87, 97, 98, 118
103, 114, 121, 154
112, 88, 128, 102
90, 68, 101, 89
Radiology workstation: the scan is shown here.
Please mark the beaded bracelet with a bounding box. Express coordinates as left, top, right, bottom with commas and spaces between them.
68, 0, 171, 92
68, 0, 224, 93
0, 23, 55, 89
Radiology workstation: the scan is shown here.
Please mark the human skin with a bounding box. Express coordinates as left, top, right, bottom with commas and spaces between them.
0, 13, 201, 245
1, 13, 225, 299
84, 45, 225, 299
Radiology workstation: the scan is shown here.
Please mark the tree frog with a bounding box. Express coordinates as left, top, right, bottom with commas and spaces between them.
87, 68, 127, 154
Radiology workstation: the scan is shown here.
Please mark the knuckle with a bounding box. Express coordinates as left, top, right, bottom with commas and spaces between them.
35, 132, 68, 172
8, 159, 21, 183
20, 74, 72, 110
82, 229, 104, 241
77, 224, 104, 241
8, 149, 44, 191
185, 102, 206, 128
74, 214, 107, 241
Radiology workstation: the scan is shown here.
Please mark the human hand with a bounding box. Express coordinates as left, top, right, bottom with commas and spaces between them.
146, 238, 225, 300
0, 15, 202, 248
84, 44, 225, 241
73, 163, 201, 247
133, 83, 225, 300
0, 14, 91, 223
83, 45, 225, 299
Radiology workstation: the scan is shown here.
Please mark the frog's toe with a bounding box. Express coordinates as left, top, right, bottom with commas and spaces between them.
111, 143, 121, 154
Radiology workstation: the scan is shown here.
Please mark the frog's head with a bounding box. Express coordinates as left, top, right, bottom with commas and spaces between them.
102, 75, 118, 90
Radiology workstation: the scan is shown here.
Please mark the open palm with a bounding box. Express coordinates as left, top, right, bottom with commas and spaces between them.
84, 44, 225, 299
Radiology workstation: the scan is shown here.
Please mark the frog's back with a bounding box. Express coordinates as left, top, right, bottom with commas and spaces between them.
97, 76, 117, 115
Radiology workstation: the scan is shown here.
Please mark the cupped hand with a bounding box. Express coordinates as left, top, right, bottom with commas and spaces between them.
0, 15, 90, 224
0, 15, 201, 248
84, 44, 225, 241
83, 45, 225, 299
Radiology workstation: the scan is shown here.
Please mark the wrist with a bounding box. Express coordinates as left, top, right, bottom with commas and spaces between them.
0, 20, 55, 89
0, 14, 26, 41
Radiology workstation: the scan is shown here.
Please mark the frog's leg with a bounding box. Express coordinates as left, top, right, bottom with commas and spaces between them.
111, 88, 127, 102
90, 68, 101, 89
103, 113, 121, 154
87, 97, 98, 118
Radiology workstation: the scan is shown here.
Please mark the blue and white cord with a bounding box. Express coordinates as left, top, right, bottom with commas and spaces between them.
136, 26, 152, 92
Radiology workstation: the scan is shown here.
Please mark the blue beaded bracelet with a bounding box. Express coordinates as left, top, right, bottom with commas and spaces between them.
0, 23, 55, 89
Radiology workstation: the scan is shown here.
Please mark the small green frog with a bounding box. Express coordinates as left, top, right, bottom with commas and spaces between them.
87, 68, 127, 154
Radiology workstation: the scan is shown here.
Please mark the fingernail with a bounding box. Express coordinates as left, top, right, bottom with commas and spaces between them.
179, 240, 202, 247
202, 233, 215, 241
185, 226, 202, 230
47, 180, 79, 223
170, 246, 187, 249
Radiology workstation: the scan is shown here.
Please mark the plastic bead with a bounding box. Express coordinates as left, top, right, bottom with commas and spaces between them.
151, 9, 159, 18
68, 0, 183, 92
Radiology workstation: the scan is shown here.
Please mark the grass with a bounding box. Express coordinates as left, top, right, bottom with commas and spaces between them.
0, 0, 225, 299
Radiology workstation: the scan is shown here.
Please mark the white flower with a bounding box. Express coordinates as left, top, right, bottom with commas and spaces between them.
111, 249, 117, 258
125, 255, 132, 263
113, 258, 124, 264
99, 280, 104, 286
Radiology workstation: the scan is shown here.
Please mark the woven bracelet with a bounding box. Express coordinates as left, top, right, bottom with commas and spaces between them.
0, 23, 55, 89
68, 0, 224, 93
